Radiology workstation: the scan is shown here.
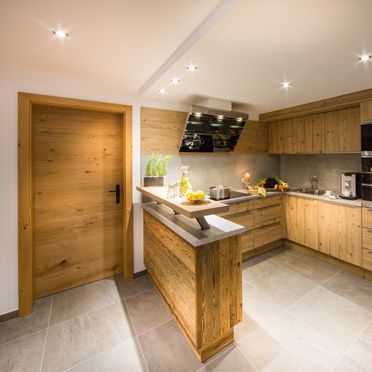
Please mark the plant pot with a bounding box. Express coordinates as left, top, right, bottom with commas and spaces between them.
142, 176, 167, 187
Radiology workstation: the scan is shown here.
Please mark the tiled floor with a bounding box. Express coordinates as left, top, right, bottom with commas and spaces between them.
1, 246, 372, 371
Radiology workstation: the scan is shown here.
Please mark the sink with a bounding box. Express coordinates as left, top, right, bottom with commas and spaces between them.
292, 188, 325, 195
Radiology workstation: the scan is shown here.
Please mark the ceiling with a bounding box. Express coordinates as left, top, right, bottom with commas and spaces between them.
1, 0, 372, 114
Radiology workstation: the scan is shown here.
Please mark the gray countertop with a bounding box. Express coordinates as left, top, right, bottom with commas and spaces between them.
142, 202, 247, 247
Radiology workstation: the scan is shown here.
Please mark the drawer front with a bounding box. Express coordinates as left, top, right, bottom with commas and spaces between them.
253, 205, 282, 228
363, 248, 372, 271
362, 207, 372, 228
253, 195, 282, 210
218, 200, 253, 217
241, 231, 254, 254
253, 222, 283, 248
226, 211, 254, 229
362, 228, 372, 249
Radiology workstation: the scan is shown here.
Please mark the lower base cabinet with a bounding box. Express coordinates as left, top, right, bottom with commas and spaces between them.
284, 195, 362, 267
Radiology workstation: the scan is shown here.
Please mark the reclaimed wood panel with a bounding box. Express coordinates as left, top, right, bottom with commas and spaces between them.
362, 207, 372, 228
360, 100, 372, 124
235, 121, 268, 153
143, 211, 242, 362
253, 205, 282, 228
218, 200, 253, 217
253, 195, 282, 209
253, 222, 283, 248
32, 105, 123, 297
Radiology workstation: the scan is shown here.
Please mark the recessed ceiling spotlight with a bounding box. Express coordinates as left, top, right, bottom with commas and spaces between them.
281, 81, 291, 89
170, 78, 181, 85
186, 64, 198, 72
158, 88, 167, 94
53, 30, 69, 38
359, 54, 371, 62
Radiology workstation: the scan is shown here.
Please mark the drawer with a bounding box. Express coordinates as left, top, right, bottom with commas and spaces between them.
363, 248, 372, 271
362, 207, 372, 229
218, 200, 253, 217
226, 211, 253, 229
253, 222, 283, 248
253, 204, 282, 228
241, 231, 254, 254
253, 195, 282, 210
362, 228, 372, 249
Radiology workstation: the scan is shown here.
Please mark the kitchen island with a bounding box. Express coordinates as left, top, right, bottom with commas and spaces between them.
137, 186, 246, 362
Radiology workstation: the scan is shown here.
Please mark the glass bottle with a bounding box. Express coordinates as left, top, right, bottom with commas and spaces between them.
180, 166, 192, 196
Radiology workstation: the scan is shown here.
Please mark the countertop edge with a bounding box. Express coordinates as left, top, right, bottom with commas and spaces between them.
142, 202, 247, 247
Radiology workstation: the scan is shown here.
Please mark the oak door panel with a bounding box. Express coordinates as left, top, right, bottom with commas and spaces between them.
32, 105, 123, 297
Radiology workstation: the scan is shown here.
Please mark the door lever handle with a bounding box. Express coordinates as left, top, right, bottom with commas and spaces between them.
109, 184, 121, 204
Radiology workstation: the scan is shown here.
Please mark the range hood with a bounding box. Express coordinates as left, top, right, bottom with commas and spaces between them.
179, 105, 249, 153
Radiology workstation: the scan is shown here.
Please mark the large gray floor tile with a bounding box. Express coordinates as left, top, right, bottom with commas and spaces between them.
42, 301, 133, 372
242, 258, 279, 281
333, 356, 368, 372
234, 312, 260, 343
289, 286, 372, 351
266, 247, 303, 265
238, 327, 284, 370
138, 319, 202, 372
242, 282, 284, 325
0, 296, 52, 345
125, 288, 172, 334
115, 273, 154, 298
346, 321, 372, 371
284, 255, 339, 284
261, 311, 342, 370
201, 346, 257, 371
249, 264, 318, 308
69, 337, 146, 372
0, 329, 46, 372
323, 271, 372, 312
50, 277, 121, 325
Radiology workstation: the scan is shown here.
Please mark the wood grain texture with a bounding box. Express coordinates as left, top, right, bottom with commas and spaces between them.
143, 211, 242, 362
360, 100, 372, 124
141, 107, 187, 154
324, 107, 360, 153
234, 121, 268, 153
268, 119, 293, 154
260, 88, 372, 122
32, 105, 123, 297
293, 114, 324, 153
362, 207, 372, 228
18, 92, 133, 315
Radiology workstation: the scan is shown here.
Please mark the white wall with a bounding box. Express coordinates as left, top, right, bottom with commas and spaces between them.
0, 73, 188, 315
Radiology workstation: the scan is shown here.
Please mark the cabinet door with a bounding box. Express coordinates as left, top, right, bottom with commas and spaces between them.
360, 100, 372, 124
325, 108, 360, 153
283, 119, 294, 154
311, 113, 324, 153
293, 117, 306, 153
341, 206, 362, 266
303, 198, 318, 249
317, 201, 332, 254
268, 122, 279, 154
283, 195, 298, 241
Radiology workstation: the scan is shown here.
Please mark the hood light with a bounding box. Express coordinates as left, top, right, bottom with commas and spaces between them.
236, 117, 243, 122
217, 114, 224, 121
359, 54, 371, 62
53, 30, 69, 38
210, 122, 223, 127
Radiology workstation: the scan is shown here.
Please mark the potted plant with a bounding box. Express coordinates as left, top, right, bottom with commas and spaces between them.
143, 154, 172, 187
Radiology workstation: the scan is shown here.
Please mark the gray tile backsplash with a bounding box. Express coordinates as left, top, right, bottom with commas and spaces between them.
280, 154, 361, 193
141, 154, 280, 191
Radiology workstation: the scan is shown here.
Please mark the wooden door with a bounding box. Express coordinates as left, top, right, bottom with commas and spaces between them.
311, 113, 324, 153
303, 198, 318, 250
283, 195, 297, 241
293, 116, 306, 153
360, 100, 372, 124
317, 201, 332, 254
32, 105, 123, 297
282, 119, 294, 154
268, 122, 279, 153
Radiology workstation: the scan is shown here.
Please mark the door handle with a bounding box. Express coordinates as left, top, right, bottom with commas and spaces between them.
109, 184, 121, 204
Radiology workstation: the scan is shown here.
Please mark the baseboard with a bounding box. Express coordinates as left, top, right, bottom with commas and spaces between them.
133, 269, 147, 278
0, 310, 18, 322
242, 239, 284, 260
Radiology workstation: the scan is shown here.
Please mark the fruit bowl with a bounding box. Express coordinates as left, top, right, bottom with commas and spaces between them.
186, 190, 207, 203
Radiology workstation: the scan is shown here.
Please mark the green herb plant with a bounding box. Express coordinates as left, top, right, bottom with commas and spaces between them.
145, 154, 172, 177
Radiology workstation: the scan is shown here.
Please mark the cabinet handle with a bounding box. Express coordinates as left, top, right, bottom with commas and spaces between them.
367, 250, 372, 254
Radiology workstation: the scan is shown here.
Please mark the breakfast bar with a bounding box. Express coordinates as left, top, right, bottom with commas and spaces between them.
137, 186, 246, 362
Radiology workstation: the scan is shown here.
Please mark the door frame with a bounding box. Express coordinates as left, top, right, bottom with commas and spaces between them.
18, 92, 133, 316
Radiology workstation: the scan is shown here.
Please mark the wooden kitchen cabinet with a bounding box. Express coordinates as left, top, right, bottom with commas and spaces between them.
268, 119, 294, 154
283, 195, 318, 249
324, 107, 360, 153
293, 114, 324, 153
317, 201, 362, 266
360, 100, 372, 124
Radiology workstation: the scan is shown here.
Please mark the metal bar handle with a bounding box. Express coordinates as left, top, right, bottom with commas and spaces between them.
109, 184, 121, 204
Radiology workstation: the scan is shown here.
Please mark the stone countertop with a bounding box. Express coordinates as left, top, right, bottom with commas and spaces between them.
220, 189, 362, 207
142, 202, 247, 247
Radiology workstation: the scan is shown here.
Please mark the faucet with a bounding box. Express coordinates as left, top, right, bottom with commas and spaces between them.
310, 175, 318, 193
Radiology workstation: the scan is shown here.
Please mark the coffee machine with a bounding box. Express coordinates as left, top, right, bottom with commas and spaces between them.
340, 172, 361, 200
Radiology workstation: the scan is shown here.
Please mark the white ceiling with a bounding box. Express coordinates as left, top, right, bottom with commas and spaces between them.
1, 0, 372, 113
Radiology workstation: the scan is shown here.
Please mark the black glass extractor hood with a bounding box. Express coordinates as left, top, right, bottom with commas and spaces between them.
179, 106, 248, 153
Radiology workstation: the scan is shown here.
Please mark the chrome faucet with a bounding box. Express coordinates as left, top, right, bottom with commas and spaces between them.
310, 175, 318, 192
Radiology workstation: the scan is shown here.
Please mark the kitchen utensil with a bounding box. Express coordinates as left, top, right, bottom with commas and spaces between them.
209, 185, 232, 200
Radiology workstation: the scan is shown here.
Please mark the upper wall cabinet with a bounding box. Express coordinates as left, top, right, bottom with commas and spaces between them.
360, 100, 372, 124
324, 107, 360, 153
268, 107, 361, 154
293, 113, 324, 154
234, 121, 268, 153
